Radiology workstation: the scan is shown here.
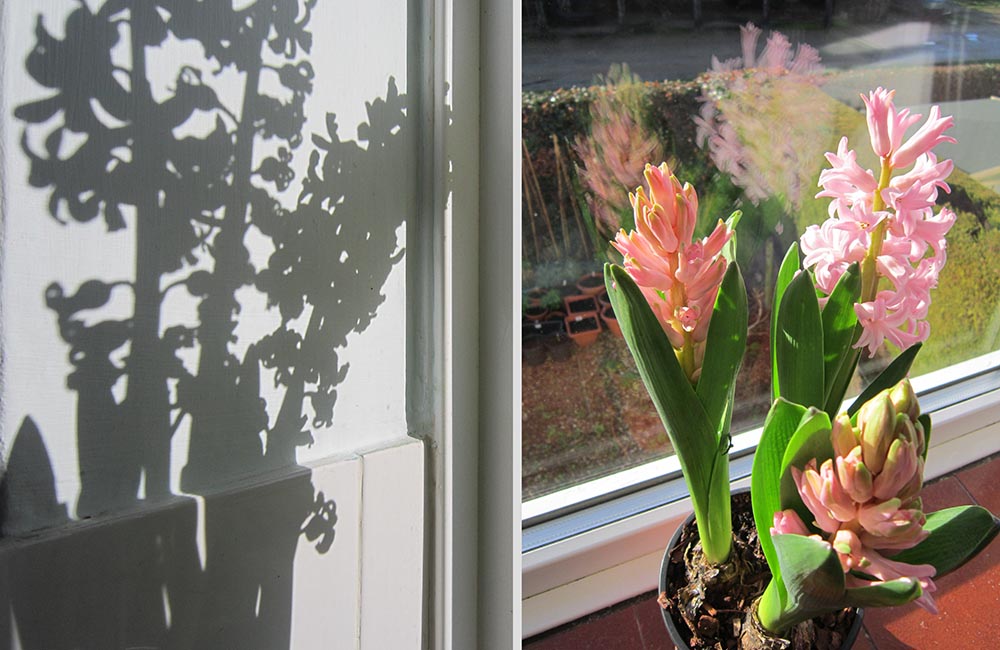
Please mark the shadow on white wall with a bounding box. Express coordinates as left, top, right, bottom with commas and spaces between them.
0, 0, 411, 647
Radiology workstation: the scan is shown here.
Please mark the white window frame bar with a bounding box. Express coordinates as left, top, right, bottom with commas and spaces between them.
419, 0, 520, 649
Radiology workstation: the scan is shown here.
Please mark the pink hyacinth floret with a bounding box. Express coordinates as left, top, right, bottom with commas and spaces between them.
772, 380, 938, 613
612, 162, 733, 383
802, 87, 956, 355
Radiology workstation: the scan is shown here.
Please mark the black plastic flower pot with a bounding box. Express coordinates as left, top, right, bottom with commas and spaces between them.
658, 491, 865, 649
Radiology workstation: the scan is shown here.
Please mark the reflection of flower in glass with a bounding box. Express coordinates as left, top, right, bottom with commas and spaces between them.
612, 163, 732, 382
575, 65, 663, 241
802, 87, 956, 355
695, 23, 828, 209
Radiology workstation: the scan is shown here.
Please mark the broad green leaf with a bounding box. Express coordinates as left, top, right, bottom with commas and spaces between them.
892, 506, 1000, 576
779, 409, 834, 522
821, 264, 861, 411
697, 262, 748, 437
844, 578, 922, 608
771, 243, 800, 401
775, 269, 825, 408
605, 265, 722, 548
846, 343, 922, 417
771, 533, 845, 631
753, 398, 808, 593
918, 413, 931, 461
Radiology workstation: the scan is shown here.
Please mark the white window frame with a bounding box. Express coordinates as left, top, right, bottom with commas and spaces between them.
422, 1, 520, 649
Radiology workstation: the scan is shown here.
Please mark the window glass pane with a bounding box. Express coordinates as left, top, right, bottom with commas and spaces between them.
522, 1, 1000, 501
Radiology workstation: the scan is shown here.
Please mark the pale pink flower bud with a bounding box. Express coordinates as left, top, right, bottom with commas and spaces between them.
872, 438, 920, 501
897, 455, 926, 502
858, 394, 896, 474
837, 446, 874, 504
772, 509, 811, 537
831, 413, 859, 458
792, 463, 841, 534
832, 528, 865, 572
799, 459, 857, 529
893, 413, 920, 449
889, 379, 920, 421
786, 383, 935, 611
861, 87, 896, 157
858, 498, 928, 549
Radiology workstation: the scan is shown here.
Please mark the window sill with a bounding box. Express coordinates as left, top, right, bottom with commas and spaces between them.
522, 351, 1000, 638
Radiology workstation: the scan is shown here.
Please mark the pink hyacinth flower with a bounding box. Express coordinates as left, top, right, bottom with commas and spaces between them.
613, 163, 733, 382
803, 88, 956, 355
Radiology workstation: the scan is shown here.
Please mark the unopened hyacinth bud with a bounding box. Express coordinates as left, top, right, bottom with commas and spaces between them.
872, 438, 920, 501
772, 509, 811, 537
890, 379, 920, 421
858, 394, 896, 474
779, 379, 938, 613
831, 412, 858, 458
837, 446, 873, 503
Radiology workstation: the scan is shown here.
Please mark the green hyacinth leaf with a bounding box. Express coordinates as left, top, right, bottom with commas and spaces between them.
771, 243, 800, 401
772, 533, 845, 629
753, 398, 808, 593
775, 267, 825, 409
605, 265, 724, 555
892, 505, 1000, 577
697, 262, 748, 438
846, 343, 922, 417
779, 409, 834, 522
918, 413, 931, 461
844, 578, 922, 608
820, 263, 861, 414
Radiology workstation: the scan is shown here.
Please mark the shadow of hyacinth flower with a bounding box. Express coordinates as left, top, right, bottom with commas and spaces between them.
574, 64, 663, 247
695, 23, 832, 210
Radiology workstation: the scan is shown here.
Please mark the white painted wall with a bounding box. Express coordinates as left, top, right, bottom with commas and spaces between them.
0, 0, 424, 648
